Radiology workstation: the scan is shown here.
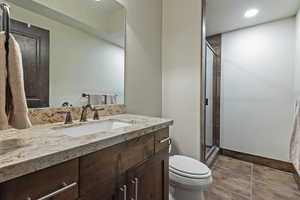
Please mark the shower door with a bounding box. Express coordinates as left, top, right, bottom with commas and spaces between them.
204, 43, 220, 162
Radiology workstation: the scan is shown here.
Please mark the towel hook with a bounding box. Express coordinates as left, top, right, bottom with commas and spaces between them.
0, 3, 10, 44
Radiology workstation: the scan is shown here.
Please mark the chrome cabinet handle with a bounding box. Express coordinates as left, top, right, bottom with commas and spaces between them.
120, 185, 127, 200
131, 178, 139, 200
26, 182, 77, 200
159, 137, 172, 145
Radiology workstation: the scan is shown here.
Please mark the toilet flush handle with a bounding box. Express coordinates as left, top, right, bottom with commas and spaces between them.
160, 137, 172, 145
159, 137, 172, 154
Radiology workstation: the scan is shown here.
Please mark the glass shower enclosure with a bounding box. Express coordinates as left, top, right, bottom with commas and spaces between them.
204, 43, 219, 161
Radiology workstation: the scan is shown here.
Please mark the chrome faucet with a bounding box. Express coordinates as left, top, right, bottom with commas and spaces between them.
57, 102, 73, 124
80, 104, 93, 122
93, 107, 105, 120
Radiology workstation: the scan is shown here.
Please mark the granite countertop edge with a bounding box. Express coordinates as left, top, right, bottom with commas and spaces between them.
0, 114, 173, 183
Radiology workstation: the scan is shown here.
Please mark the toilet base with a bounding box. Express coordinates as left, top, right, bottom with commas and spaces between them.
169, 184, 205, 200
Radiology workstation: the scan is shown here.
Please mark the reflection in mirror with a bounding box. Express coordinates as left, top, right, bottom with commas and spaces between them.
3, 0, 126, 108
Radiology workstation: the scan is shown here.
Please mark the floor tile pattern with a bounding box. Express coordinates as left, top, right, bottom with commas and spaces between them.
204, 156, 300, 200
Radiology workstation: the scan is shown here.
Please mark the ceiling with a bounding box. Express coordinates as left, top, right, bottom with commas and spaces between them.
7, 0, 125, 47
206, 0, 300, 36
80, 0, 124, 13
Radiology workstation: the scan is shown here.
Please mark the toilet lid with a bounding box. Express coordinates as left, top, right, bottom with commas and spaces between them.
169, 155, 210, 179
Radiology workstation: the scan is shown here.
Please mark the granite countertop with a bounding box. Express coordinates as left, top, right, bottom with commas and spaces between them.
0, 114, 173, 183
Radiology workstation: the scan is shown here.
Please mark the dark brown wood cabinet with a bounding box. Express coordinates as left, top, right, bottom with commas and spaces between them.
126, 135, 169, 200
153, 148, 169, 200
126, 151, 169, 200
79, 133, 155, 200
127, 158, 156, 200
0, 159, 79, 200
0, 128, 170, 200
79, 141, 125, 200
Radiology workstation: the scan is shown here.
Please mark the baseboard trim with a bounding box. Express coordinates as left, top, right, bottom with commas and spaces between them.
220, 148, 295, 173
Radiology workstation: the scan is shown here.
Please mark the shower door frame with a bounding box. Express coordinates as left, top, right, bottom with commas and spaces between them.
204, 41, 221, 163
200, 0, 222, 164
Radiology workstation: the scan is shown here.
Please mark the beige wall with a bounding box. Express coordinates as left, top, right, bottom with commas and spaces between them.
117, 0, 163, 117
162, 0, 203, 159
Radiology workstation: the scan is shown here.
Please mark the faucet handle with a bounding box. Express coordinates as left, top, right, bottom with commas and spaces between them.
57, 102, 73, 124
80, 104, 93, 122
62, 102, 72, 111
93, 107, 105, 120
62, 102, 70, 107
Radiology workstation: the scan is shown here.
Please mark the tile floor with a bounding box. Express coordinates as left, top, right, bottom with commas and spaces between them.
204, 156, 300, 200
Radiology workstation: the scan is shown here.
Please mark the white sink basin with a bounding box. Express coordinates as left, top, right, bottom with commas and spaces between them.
55, 120, 132, 137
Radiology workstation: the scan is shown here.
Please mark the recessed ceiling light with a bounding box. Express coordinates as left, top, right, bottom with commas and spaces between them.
95, 0, 101, 2
244, 9, 259, 18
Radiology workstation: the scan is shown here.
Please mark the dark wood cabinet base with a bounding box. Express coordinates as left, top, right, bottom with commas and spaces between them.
0, 128, 170, 200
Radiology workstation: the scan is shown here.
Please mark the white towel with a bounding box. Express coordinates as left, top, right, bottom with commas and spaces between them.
89, 94, 117, 105
0, 33, 8, 129
0, 32, 32, 130
106, 95, 117, 104
89, 95, 106, 105
290, 98, 300, 175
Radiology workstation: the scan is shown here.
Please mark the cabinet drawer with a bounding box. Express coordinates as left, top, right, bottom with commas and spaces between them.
0, 159, 79, 200
155, 128, 170, 153
121, 133, 155, 173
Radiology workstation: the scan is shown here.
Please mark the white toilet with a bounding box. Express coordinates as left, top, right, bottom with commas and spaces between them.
169, 155, 212, 200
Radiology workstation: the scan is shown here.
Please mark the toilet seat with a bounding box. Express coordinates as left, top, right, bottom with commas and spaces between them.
169, 155, 211, 179
169, 155, 212, 189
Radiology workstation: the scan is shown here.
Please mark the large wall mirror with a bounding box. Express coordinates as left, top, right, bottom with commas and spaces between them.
3, 0, 126, 108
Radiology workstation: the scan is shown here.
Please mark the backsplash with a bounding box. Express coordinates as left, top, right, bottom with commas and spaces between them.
28, 104, 126, 125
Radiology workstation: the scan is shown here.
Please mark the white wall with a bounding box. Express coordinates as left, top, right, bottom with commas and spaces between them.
50, 33, 125, 106
221, 18, 296, 162
117, 0, 163, 117
5, 1, 125, 106
294, 9, 300, 97
162, 0, 202, 159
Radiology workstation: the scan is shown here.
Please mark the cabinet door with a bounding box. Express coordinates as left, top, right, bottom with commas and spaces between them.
127, 148, 169, 200
115, 174, 128, 200
127, 159, 156, 200
153, 148, 169, 200
79, 143, 125, 200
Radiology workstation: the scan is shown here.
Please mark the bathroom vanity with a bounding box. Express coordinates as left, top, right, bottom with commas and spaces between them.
0, 1, 173, 199
0, 114, 173, 200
